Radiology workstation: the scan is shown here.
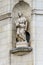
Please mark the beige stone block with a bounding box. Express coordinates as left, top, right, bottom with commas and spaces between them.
35, 40, 43, 65
12, 30, 16, 48
0, 18, 11, 27
0, 5, 11, 15
11, 52, 33, 65
0, 27, 3, 33
16, 41, 28, 48
0, 22, 12, 65
1, 0, 10, 7
0, 13, 11, 21
0, 33, 12, 65
2, 24, 12, 32
12, 23, 16, 31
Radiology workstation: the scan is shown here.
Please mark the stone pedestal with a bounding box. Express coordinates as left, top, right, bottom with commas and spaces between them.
10, 47, 32, 55
16, 41, 28, 48
10, 40, 32, 55
10, 43, 32, 65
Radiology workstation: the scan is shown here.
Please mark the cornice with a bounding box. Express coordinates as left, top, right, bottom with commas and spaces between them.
0, 13, 12, 21
32, 9, 43, 15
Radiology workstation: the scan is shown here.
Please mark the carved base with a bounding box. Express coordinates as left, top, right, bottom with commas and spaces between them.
16, 41, 28, 48
10, 47, 32, 56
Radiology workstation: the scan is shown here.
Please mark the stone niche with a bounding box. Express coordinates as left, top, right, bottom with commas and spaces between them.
11, 0, 32, 56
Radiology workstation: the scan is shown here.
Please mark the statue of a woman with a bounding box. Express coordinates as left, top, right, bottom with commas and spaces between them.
15, 11, 30, 44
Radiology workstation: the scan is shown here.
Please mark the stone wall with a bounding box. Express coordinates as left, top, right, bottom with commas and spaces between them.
11, 52, 33, 65
1, 0, 43, 65
32, 0, 43, 65
0, 0, 33, 65
0, 15, 12, 65
0, 0, 12, 65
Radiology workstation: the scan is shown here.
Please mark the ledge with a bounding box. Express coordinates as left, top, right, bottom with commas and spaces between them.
10, 47, 32, 56
32, 9, 43, 15
0, 13, 11, 21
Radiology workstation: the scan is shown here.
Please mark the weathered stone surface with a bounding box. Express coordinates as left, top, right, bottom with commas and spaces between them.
0, 13, 11, 21
0, 0, 33, 65
16, 41, 28, 47
1, 0, 43, 65
11, 51, 33, 65
10, 47, 32, 56
0, 18, 12, 65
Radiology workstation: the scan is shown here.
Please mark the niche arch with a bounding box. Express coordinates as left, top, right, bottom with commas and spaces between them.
12, 0, 32, 48
10, 0, 32, 55
12, 0, 31, 32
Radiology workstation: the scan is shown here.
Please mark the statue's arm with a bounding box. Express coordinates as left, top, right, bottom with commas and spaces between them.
25, 20, 28, 31
19, 24, 25, 27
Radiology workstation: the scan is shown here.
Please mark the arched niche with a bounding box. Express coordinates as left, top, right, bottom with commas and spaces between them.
12, 0, 32, 48
11, 0, 32, 55
12, 0, 31, 32
13, 1, 31, 19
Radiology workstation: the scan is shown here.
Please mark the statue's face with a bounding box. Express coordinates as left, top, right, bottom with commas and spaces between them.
18, 12, 23, 17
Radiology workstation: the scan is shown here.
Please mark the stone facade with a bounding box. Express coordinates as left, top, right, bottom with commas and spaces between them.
0, 0, 43, 65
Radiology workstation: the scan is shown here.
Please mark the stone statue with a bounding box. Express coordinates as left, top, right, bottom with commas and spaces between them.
15, 11, 30, 44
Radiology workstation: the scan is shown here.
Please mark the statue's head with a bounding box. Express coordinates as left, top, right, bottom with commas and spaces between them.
18, 11, 23, 17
